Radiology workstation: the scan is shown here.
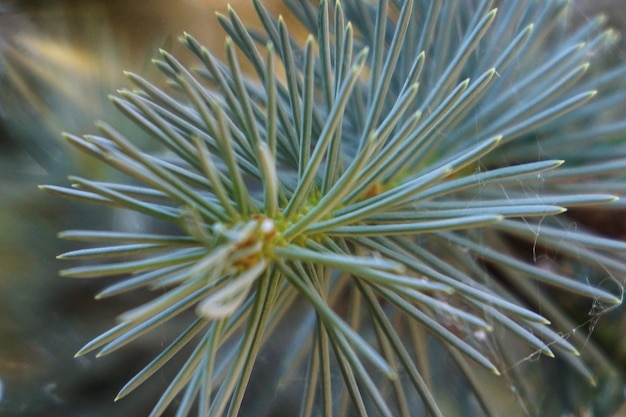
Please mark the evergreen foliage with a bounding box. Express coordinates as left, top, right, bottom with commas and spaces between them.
43, 0, 626, 415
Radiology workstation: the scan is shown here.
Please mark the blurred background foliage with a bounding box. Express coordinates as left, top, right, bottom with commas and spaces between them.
0, 1, 625, 416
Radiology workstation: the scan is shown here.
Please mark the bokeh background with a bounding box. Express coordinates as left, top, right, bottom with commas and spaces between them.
0, 1, 625, 416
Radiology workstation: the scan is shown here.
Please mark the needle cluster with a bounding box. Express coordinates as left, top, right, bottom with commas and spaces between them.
42, 0, 626, 416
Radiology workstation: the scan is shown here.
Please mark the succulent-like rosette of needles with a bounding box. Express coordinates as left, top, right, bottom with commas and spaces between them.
42, 0, 626, 416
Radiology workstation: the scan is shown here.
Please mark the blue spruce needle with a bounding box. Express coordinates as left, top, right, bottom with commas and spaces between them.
41, 1, 626, 416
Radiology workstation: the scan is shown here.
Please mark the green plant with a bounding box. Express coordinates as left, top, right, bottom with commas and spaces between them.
42, 0, 626, 416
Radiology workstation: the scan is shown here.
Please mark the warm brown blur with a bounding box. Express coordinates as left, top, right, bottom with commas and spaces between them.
0, 0, 308, 172
3, 0, 305, 76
